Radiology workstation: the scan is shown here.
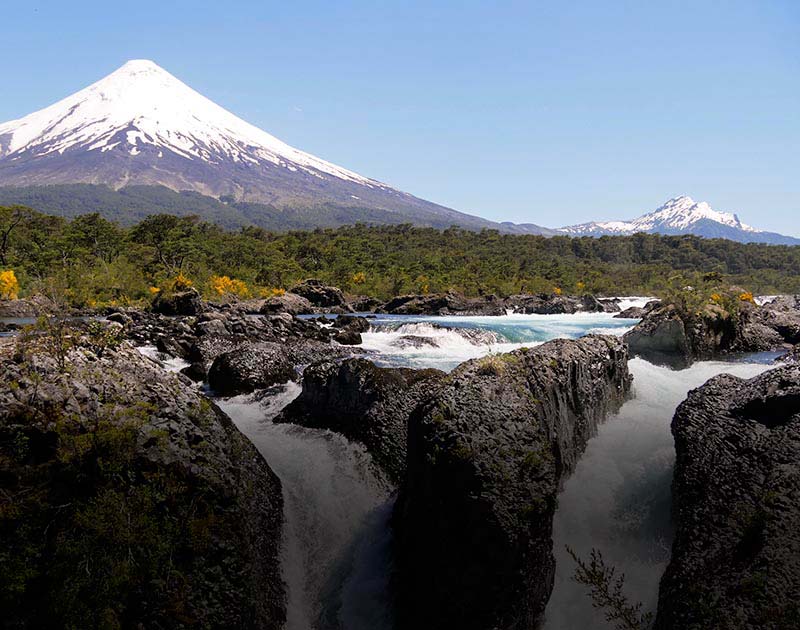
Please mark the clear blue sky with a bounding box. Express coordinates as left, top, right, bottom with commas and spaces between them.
2, 1, 798, 234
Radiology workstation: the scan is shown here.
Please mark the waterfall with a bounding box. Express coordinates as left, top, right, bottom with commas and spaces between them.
217, 385, 395, 630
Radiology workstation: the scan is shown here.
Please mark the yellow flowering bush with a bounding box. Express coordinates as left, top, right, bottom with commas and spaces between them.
0, 270, 20, 300
553, 286, 563, 296
171, 272, 193, 291
209, 275, 250, 298
739, 291, 755, 304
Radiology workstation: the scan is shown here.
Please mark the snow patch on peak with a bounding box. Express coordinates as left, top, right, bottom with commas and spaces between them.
558, 196, 761, 238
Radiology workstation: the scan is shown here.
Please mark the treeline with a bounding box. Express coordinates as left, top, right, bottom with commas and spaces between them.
1, 205, 799, 307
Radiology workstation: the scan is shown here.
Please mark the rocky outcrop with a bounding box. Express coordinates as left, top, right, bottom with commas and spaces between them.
347, 295, 382, 312
207, 338, 359, 396
756, 295, 800, 344
151, 287, 203, 316
208, 342, 297, 396
289, 279, 349, 309
656, 366, 800, 629
0, 329, 285, 629
614, 299, 660, 319
0, 295, 54, 317
276, 358, 445, 481
393, 335, 632, 630
259, 292, 314, 316
378, 292, 507, 316
331, 315, 371, 345
624, 301, 782, 368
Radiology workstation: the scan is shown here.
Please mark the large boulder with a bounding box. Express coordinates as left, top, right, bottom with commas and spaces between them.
288, 279, 348, 309
151, 287, 203, 316
393, 335, 632, 630
259, 292, 314, 316
656, 366, 800, 629
0, 332, 285, 629
276, 358, 445, 481
208, 342, 296, 396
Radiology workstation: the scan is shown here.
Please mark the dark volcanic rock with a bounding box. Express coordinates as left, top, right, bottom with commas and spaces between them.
259, 292, 314, 316
393, 335, 632, 630
757, 295, 800, 344
331, 315, 371, 345
276, 358, 445, 481
624, 301, 781, 368
347, 295, 382, 312
0, 295, 54, 317
614, 299, 660, 319
378, 292, 506, 316
151, 287, 203, 316
656, 366, 800, 629
624, 305, 693, 367
208, 342, 297, 396
0, 334, 285, 629
289, 279, 349, 309
580, 294, 620, 313
505, 293, 578, 314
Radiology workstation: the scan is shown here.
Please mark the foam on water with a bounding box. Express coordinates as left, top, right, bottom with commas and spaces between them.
362, 312, 636, 371
611, 296, 657, 310
217, 385, 394, 630
136, 345, 190, 373
543, 358, 772, 629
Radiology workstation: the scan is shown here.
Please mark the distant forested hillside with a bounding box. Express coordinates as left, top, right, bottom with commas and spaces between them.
0, 184, 498, 232
1, 205, 798, 307
0, 184, 554, 233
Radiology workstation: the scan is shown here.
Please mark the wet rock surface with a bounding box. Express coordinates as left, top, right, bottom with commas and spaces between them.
0, 330, 285, 629
276, 358, 445, 482
656, 366, 800, 629
393, 335, 632, 630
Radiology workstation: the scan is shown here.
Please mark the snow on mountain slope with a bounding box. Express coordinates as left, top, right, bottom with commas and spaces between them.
0, 60, 377, 185
0, 60, 547, 232
558, 196, 799, 245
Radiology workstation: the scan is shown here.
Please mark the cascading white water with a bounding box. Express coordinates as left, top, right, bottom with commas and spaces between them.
216, 386, 395, 630
136, 345, 190, 372
542, 358, 772, 629
142, 307, 778, 629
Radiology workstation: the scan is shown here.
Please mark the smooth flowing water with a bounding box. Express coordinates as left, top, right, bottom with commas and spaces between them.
217, 387, 395, 630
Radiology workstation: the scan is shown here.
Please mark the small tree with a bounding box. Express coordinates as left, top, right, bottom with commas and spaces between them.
566, 546, 653, 630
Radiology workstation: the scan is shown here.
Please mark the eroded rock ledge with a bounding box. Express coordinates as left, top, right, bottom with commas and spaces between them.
0, 331, 285, 629
393, 335, 632, 630
656, 365, 800, 630
275, 358, 446, 482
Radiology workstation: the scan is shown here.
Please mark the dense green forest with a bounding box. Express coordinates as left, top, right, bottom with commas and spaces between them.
1, 205, 799, 307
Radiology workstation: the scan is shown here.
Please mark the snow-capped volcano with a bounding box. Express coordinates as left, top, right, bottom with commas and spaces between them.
0, 60, 374, 185
558, 196, 799, 245
0, 60, 517, 231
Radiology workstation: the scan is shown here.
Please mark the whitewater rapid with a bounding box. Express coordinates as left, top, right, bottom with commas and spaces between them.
217, 387, 395, 630
542, 358, 772, 629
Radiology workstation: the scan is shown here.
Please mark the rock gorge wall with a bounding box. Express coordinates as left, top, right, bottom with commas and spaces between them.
392, 336, 631, 630
656, 365, 800, 629
0, 333, 286, 629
